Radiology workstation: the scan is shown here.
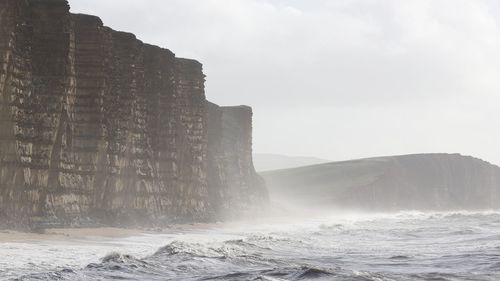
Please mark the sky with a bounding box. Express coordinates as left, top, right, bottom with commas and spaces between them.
70, 0, 500, 165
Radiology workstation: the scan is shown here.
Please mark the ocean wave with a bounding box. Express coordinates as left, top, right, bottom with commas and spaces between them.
11, 268, 76, 281
85, 251, 150, 271
289, 267, 336, 280
407, 272, 467, 281
153, 241, 223, 258
319, 223, 345, 230
311, 210, 500, 227
152, 239, 273, 262
6, 211, 500, 281
389, 255, 411, 260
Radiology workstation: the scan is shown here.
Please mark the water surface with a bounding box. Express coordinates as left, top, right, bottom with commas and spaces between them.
2, 211, 500, 280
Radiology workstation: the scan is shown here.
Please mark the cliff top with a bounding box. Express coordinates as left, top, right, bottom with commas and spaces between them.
261, 153, 494, 174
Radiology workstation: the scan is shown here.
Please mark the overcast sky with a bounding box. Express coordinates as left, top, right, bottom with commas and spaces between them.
70, 0, 500, 165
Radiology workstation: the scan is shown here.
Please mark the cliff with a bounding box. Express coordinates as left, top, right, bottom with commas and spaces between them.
263, 154, 500, 211
0, 0, 266, 228
206, 103, 267, 218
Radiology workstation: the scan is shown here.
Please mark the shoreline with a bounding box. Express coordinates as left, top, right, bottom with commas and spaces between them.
0, 227, 148, 242
0, 223, 220, 242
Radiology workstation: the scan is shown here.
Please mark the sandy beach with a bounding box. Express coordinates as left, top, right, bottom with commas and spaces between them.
0, 228, 145, 242
0, 222, 222, 243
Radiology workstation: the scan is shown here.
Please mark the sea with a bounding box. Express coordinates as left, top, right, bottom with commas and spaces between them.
1, 210, 500, 280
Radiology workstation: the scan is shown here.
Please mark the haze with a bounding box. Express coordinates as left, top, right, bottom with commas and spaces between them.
70, 0, 500, 165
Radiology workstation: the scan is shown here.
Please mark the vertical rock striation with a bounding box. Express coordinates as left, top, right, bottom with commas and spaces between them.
206, 103, 267, 218
0, 0, 267, 228
0, 0, 33, 223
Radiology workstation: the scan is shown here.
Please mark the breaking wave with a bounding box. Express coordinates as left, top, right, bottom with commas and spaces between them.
6, 210, 500, 280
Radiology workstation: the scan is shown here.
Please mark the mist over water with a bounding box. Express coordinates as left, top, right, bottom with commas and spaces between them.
3, 210, 500, 280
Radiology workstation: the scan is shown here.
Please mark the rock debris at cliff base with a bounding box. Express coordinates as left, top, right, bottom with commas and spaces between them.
0, 0, 267, 228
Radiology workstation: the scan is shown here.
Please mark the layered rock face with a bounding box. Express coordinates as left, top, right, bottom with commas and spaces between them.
0, 0, 266, 228
206, 103, 267, 218
263, 154, 500, 211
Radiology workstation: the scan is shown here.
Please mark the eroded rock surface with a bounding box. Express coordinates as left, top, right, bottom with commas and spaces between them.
0, 0, 266, 228
206, 103, 267, 218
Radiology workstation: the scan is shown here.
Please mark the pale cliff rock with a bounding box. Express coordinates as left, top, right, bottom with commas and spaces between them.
0, 0, 266, 228
263, 154, 500, 211
206, 102, 267, 218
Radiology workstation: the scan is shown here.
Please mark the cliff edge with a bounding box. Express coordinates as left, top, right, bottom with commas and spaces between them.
0, 0, 266, 228
263, 153, 500, 211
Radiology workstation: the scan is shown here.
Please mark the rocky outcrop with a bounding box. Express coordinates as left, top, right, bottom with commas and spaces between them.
0, 0, 266, 228
263, 154, 500, 211
206, 102, 267, 218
